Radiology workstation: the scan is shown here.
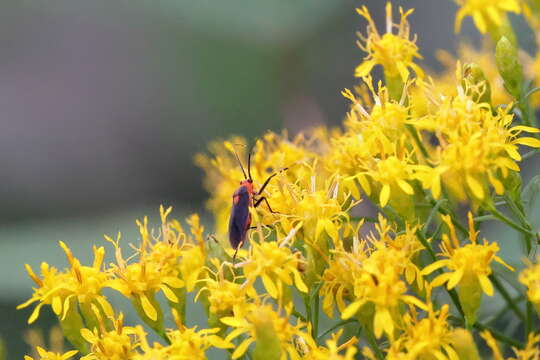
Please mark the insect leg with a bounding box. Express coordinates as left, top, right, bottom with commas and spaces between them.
232, 240, 244, 263
254, 196, 279, 214
256, 168, 288, 196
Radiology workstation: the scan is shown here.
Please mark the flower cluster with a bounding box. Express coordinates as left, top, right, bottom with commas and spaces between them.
21, 1, 540, 359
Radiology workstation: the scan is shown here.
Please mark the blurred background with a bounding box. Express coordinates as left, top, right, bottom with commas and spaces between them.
2, 0, 537, 358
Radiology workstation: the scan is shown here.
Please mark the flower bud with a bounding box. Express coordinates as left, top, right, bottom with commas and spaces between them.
461, 63, 492, 104
457, 277, 482, 327
496, 36, 523, 98
451, 328, 480, 360
59, 298, 88, 353
132, 292, 166, 339
252, 309, 281, 360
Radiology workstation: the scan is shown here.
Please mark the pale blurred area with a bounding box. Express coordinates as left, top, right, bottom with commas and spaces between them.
3, 0, 530, 357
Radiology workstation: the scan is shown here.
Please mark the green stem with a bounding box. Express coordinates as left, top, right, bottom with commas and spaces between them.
422, 199, 447, 237
489, 274, 525, 321
406, 124, 429, 160
484, 295, 524, 325
364, 325, 384, 360
473, 215, 496, 222
488, 206, 535, 254
522, 149, 540, 160
312, 291, 320, 338
292, 309, 307, 322
526, 301, 533, 336
429, 199, 468, 236
416, 230, 465, 318
525, 86, 540, 99
487, 205, 534, 240
473, 322, 523, 348
317, 319, 358, 341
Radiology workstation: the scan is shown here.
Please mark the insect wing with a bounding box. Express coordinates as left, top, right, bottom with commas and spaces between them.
228, 187, 251, 249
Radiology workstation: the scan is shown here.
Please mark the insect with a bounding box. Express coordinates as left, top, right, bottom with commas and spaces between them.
229, 144, 286, 262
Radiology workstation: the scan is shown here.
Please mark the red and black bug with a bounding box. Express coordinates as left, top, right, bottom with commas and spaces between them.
229, 145, 286, 261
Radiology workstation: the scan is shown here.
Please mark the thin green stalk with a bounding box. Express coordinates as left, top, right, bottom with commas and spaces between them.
364, 325, 384, 360
429, 199, 468, 236
525, 86, 540, 99
422, 199, 447, 237
473, 215, 496, 222
313, 292, 320, 338
416, 230, 465, 318
292, 309, 307, 322
484, 294, 525, 325
522, 149, 540, 160
526, 301, 533, 336
489, 274, 525, 321
317, 319, 358, 341
406, 124, 430, 159
487, 205, 534, 239
491, 207, 534, 253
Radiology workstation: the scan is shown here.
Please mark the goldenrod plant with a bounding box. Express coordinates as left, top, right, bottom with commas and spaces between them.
19, 1, 540, 359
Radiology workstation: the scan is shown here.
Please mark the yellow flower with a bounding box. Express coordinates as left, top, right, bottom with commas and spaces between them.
413, 90, 540, 201
195, 132, 325, 236
18, 242, 111, 325
80, 312, 143, 360
299, 329, 358, 360
106, 208, 209, 325
196, 262, 254, 319
336, 218, 427, 339
241, 239, 308, 299
454, 0, 521, 34
221, 303, 306, 359
321, 216, 424, 319
421, 213, 513, 324
433, 42, 512, 106
135, 325, 233, 360
386, 302, 460, 360
519, 256, 540, 315
355, 3, 423, 81
327, 84, 419, 213
24, 347, 78, 360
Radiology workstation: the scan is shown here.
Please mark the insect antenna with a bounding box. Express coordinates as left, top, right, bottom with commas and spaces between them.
232, 145, 248, 180
247, 145, 253, 181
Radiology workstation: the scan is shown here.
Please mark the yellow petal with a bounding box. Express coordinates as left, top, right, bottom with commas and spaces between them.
397, 179, 414, 195
421, 260, 449, 276
232, 338, 255, 359
515, 137, 540, 148
140, 293, 157, 321
358, 174, 371, 195
511, 125, 540, 133
341, 301, 363, 320
479, 275, 494, 296
52, 296, 62, 315
379, 184, 390, 207
162, 277, 184, 289
262, 274, 278, 298
160, 285, 178, 303
466, 175, 484, 199
355, 60, 376, 78
374, 307, 393, 339
431, 272, 453, 288
293, 270, 308, 293
325, 219, 339, 242
80, 328, 96, 343
402, 295, 428, 311
447, 268, 464, 290
432, 173, 442, 199
28, 303, 43, 324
